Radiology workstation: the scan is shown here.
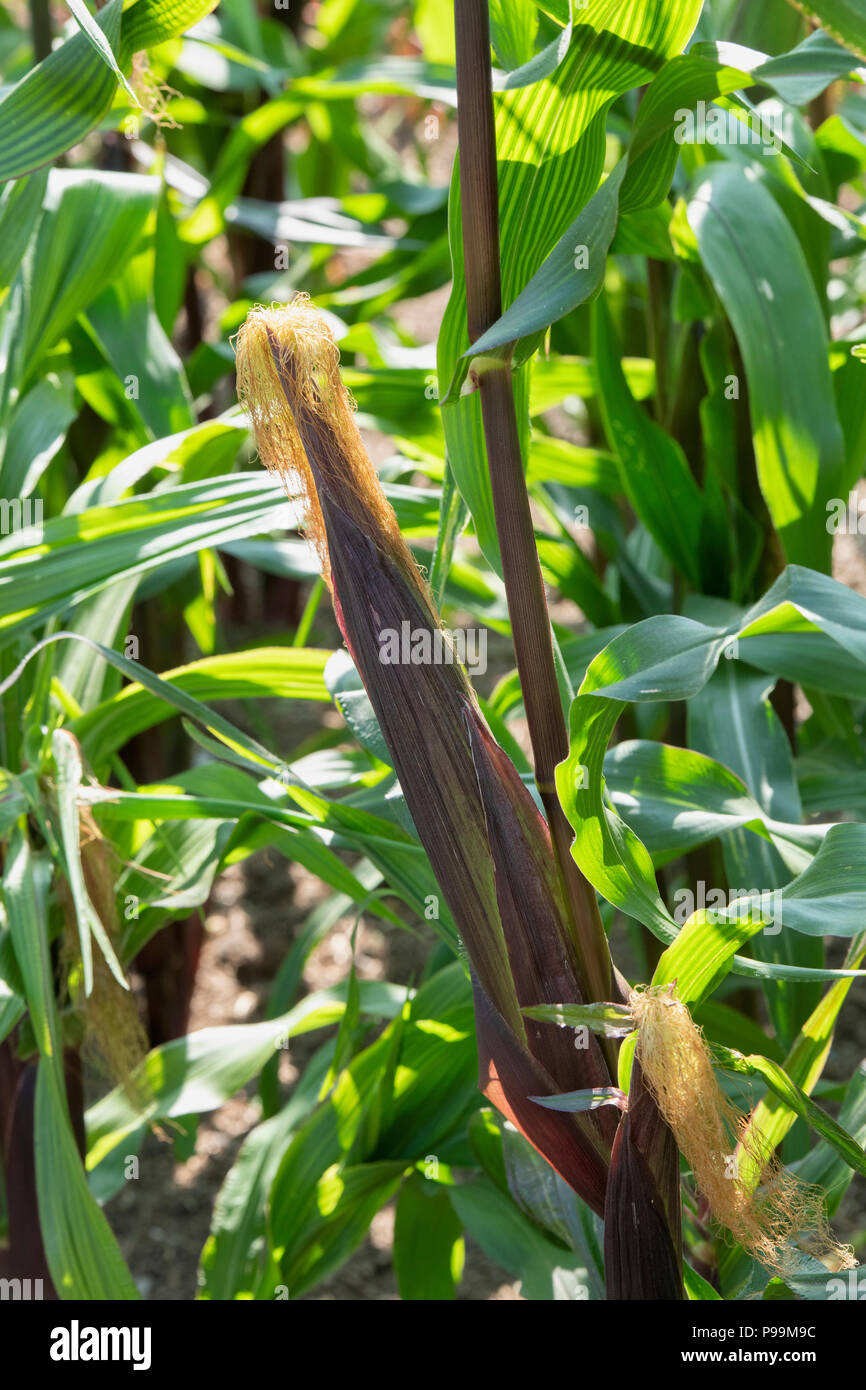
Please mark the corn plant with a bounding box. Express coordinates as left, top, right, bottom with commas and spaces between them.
0, 0, 865, 1306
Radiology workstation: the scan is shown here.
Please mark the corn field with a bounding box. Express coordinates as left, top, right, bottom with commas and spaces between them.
1, 0, 866, 1340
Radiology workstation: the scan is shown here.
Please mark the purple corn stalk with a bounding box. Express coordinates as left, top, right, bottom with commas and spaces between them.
235, 302, 685, 1297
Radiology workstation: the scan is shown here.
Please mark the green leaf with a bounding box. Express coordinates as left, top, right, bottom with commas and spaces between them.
603, 737, 818, 864
118, 0, 220, 58
651, 909, 764, 1009
714, 1044, 866, 1181
699, 31, 863, 106
393, 1173, 465, 1299
4, 830, 60, 1070
0, 374, 77, 499
0, 0, 219, 181
716, 824, 866, 938
66, 0, 139, 102
198, 1061, 325, 1299
0, 0, 124, 182
74, 648, 331, 764
438, 0, 704, 567
20, 170, 158, 384
51, 729, 127, 995
464, 160, 627, 361
684, 1260, 723, 1300
279, 1160, 407, 1297
0, 474, 290, 647
738, 941, 866, 1177
622, 52, 753, 212
0, 169, 48, 288
36, 1060, 139, 1300
85, 248, 195, 439
688, 662, 824, 1045
593, 294, 705, 587
86, 981, 405, 1168
449, 1175, 592, 1300
521, 1001, 634, 1038
556, 570, 866, 985
791, 0, 866, 62
530, 1086, 627, 1113
687, 164, 846, 570
795, 1062, 866, 1214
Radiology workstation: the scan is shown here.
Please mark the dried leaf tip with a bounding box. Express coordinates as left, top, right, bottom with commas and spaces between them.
234, 296, 426, 608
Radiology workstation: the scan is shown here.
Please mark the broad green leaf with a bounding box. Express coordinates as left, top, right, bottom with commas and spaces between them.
3, 830, 60, 1070
720, 823, 866, 938
85, 249, 195, 439
593, 295, 705, 587
498, 1120, 606, 1298
464, 160, 627, 361
688, 164, 846, 570
66, 0, 138, 101
585, 568, 866, 708
268, 966, 475, 1275
622, 53, 754, 211
0, 0, 124, 182
393, 1173, 465, 1300
556, 570, 866, 985
530, 355, 655, 412
0, 169, 48, 288
489, 0, 537, 71
0, 374, 76, 499
118, 0, 220, 58
198, 1054, 329, 1300
651, 909, 764, 1009
714, 1044, 866, 1180
74, 648, 331, 762
86, 980, 406, 1168
464, 48, 779, 358
795, 1062, 866, 1214
684, 1261, 724, 1300
688, 662, 824, 1043
438, 0, 704, 567
64, 416, 247, 511
738, 940, 866, 1178
0, 0, 219, 181
449, 1175, 591, 1300
792, 0, 866, 62
20, 170, 158, 385
0, 474, 291, 646
698, 32, 863, 106
36, 1060, 139, 1300
280, 1160, 407, 1296
51, 729, 126, 995
603, 737, 820, 866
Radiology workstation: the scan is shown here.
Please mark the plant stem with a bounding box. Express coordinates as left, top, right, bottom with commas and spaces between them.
647, 257, 670, 425
29, 0, 51, 62
453, 0, 612, 1007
